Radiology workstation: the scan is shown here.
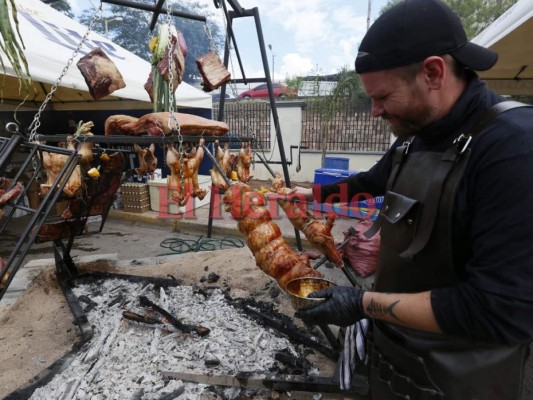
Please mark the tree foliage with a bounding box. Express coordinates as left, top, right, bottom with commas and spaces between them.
41, 0, 74, 18
76, 0, 225, 84
381, 0, 518, 38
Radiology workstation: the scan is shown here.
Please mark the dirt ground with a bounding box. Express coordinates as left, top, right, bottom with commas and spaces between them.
0, 247, 342, 399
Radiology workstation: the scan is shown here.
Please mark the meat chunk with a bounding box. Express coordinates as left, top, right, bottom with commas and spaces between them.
77, 47, 126, 100
105, 115, 140, 135
196, 50, 231, 92
104, 112, 229, 137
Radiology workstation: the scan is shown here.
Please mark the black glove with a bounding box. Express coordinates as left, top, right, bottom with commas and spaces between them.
294, 286, 365, 327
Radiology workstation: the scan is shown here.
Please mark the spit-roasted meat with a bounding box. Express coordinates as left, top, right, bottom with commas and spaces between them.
40, 136, 82, 198
104, 112, 229, 137
134, 143, 158, 179
236, 142, 253, 183
270, 175, 343, 267
73, 121, 94, 165
223, 183, 323, 288
210, 140, 235, 190
76, 47, 126, 100
166, 139, 208, 206
0, 178, 24, 219
196, 50, 231, 91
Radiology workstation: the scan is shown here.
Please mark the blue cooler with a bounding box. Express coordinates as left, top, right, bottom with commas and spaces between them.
313, 168, 383, 221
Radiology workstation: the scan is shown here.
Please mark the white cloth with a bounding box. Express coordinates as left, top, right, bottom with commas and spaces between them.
339, 318, 370, 390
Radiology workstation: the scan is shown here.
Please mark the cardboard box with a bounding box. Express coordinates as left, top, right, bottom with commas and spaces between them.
147, 176, 211, 214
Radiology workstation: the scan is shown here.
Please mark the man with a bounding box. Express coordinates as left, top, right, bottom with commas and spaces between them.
294, 0, 533, 398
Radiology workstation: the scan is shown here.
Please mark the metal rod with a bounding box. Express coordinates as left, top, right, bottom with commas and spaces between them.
202, 144, 231, 188
100, 0, 206, 23
34, 135, 252, 144
252, 7, 302, 251
255, 151, 276, 178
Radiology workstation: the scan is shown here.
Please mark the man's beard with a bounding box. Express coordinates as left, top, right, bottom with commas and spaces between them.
384, 101, 435, 140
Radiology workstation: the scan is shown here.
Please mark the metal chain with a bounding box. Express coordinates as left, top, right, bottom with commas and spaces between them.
165, 0, 185, 200
28, 3, 103, 142
203, 23, 216, 52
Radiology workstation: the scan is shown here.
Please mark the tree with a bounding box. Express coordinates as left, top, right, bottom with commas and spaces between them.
381, 0, 518, 38
77, 0, 225, 85
41, 0, 74, 19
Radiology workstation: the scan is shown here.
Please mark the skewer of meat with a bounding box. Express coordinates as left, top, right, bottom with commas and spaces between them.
270, 175, 343, 267
223, 182, 323, 288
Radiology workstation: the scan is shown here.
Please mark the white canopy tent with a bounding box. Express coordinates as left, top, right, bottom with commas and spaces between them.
473, 0, 533, 95
0, 0, 212, 111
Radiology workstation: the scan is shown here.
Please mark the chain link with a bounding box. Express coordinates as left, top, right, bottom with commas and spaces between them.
164, 1, 185, 200
28, 4, 103, 142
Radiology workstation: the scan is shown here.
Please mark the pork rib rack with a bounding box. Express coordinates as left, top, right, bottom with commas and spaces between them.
223, 182, 323, 289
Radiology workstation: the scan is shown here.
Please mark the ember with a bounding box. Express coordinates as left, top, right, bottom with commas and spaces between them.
28, 276, 320, 399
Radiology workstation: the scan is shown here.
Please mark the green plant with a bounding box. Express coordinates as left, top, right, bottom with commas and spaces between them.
0, 0, 31, 92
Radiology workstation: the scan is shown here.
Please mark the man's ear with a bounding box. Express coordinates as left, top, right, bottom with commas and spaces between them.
421, 56, 445, 89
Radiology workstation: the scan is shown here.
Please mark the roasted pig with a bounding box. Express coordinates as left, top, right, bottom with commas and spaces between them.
236, 142, 253, 183
134, 143, 158, 179
209, 140, 235, 190
223, 183, 323, 288
166, 139, 208, 206
40, 136, 82, 198
270, 175, 343, 267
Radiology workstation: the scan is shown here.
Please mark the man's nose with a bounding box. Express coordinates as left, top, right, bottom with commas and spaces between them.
371, 101, 384, 118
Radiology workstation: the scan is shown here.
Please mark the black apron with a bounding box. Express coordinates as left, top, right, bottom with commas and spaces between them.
366, 102, 531, 400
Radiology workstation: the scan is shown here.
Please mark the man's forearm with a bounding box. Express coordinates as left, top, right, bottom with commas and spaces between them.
362, 291, 442, 333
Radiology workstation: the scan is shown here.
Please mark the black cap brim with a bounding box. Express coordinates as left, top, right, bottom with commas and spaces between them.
451, 42, 498, 71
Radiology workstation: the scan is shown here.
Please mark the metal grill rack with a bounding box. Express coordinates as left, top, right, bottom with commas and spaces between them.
0, 130, 80, 302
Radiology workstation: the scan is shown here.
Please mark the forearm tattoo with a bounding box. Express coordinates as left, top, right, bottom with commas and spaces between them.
366, 299, 403, 322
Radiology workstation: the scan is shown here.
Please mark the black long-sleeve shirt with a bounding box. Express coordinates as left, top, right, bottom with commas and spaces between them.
319, 77, 533, 345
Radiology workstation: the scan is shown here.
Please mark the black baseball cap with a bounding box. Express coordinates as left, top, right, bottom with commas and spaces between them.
355, 0, 498, 73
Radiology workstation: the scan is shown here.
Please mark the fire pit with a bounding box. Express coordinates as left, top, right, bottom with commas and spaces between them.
11, 272, 332, 399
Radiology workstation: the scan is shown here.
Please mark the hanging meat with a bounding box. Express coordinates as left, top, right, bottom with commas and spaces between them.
209, 140, 235, 190
134, 144, 158, 179
223, 183, 323, 289
196, 50, 231, 92
40, 136, 82, 198
103, 112, 229, 137
236, 142, 253, 183
166, 139, 207, 206
76, 47, 126, 100
270, 175, 343, 267
104, 115, 139, 136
